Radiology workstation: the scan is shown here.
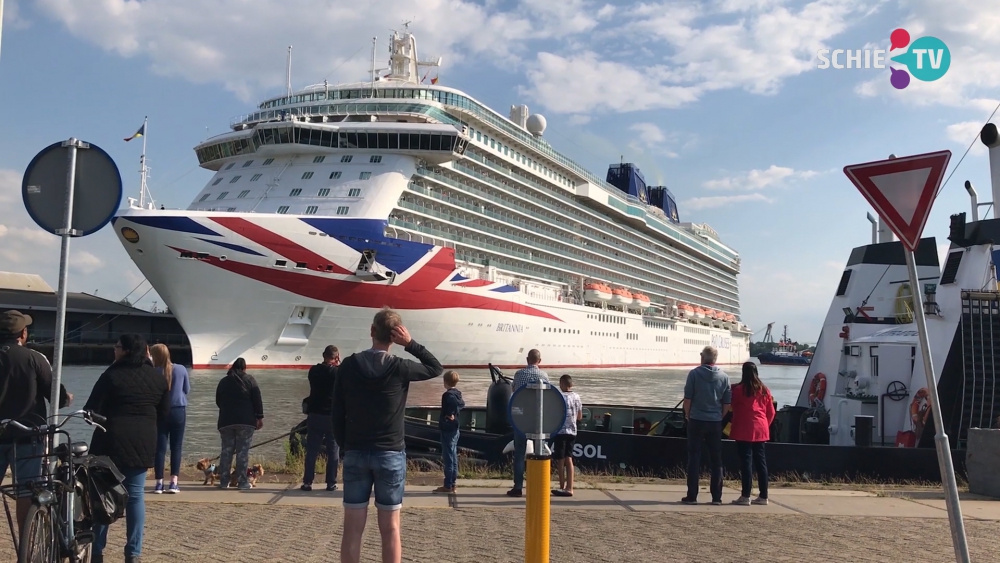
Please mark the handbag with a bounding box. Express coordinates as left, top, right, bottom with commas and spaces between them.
77, 455, 128, 526
301, 397, 310, 415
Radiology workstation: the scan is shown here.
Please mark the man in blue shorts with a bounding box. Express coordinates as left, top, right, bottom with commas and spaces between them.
0, 311, 72, 532
333, 307, 442, 563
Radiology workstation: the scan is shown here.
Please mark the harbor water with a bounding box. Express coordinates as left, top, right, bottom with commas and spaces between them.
54, 363, 805, 463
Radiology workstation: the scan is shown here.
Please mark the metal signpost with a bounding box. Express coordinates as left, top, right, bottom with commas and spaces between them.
22, 139, 123, 427
509, 381, 567, 563
844, 150, 971, 563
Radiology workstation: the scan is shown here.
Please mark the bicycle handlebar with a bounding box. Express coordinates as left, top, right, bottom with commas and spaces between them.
0, 410, 106, 434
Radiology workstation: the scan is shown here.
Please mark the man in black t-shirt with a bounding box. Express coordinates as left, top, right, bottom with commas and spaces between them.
301, 345, 340, 492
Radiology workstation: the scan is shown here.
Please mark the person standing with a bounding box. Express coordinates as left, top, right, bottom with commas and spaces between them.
333, 307, 443, 563
507, 349, 548, 498
0, 311, 71, 535
552, 374, 582, 497
729, 362, 775, 506
681, 346, 731, 506
85, 334, 170, 563
302, 345, 341, 492
150, 344, 190, 494
215, 358, 264, 490
433, 370, 464, 494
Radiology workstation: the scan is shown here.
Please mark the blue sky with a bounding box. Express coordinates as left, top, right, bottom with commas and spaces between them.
1, 0, 998, 343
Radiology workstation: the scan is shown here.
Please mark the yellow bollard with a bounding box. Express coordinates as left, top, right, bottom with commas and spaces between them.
524, 455, 551, 563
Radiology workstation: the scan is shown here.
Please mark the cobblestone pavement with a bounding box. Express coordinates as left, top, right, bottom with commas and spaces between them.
1, 502, 998, 562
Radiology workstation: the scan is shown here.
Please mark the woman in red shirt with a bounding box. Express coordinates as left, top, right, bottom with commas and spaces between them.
729, 362, 775, 506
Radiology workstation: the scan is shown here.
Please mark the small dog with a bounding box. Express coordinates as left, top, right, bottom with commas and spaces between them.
196, 458, 218, 486
248, 464, 265, 486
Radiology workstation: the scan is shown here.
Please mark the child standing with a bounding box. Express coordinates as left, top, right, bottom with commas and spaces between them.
434, 370, 465, 494
553, 374, 583, 497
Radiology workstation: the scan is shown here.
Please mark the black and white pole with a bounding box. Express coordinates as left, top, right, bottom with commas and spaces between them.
904, 249, 970, 562
50, 139, 87, 426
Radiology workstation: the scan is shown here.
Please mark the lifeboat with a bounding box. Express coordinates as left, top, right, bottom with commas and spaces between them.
634, 293, 651, 308
584, 282, 612, 302
611, 287, 633, 306
679, 303, 695, 318
725, 313, 737, 323
693, 307, 706, 319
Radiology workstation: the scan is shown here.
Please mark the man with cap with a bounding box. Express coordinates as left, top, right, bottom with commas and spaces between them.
0, 310, 72, 531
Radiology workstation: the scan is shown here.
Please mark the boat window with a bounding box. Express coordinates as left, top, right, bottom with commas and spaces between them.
250, 174, 263, 182
348, 188, 361, 197
263, 158, 274, 165
290, 189, 302, 196
337, 206, 350, 215
199, 193, 211, 202
225, 163, 235, 170
360, 172, 372, 180
371, 155, 382, 163
212, 178, 223, 186
216, 192, 228, 200
305, 206, 318, 215
301, 172, 314, 180
277, 206, 289, 214
330, 171, 342, 179
229, 175, 241, 183
242, 160, 254, 168
237, 190, 250, 198
274, 260, 287, 267
295, 262, 307, 269
196, 252, 209, 260
319, 188, 330, 197
313, 156, 326, 163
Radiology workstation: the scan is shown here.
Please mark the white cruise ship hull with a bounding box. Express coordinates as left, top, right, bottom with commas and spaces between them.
114, 209, 749, 369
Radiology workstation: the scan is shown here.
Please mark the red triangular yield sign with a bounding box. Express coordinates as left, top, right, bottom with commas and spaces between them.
843, 150, 951, 251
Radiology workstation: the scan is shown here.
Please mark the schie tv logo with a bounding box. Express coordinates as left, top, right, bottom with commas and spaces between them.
817, 28, 950, 90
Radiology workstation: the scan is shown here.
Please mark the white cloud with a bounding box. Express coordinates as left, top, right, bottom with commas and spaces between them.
630, 123, 666, 145
627, 122, 681, 158
740, 258, 845, 342
682, 193, 772, 210
70, 251, 104, 274
946, 121, 988, 156
704, 165, 818, 190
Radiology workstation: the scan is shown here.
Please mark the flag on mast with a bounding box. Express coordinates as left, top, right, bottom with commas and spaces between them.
430, 74, 439, 85
124, 122, 146, 142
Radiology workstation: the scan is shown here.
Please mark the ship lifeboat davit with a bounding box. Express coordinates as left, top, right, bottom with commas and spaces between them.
584, 282, 612, 302
634, 293, 651, 308
611, 287, 633, 306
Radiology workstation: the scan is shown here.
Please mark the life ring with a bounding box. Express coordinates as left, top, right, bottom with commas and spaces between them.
808, 373, 827, 405
911, 387, 931, 425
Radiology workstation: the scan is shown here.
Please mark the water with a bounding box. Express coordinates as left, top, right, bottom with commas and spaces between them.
55, 362, 805, 462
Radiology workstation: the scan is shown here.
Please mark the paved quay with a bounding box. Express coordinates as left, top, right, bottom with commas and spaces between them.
2, 480, 999, 562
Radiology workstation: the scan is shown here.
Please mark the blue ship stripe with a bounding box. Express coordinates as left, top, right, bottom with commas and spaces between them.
123, 216, 221, 236
194, 237, 265, 256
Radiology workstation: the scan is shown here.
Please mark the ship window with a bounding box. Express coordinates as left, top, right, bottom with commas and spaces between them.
180, 251, 194, 259
216, 192, 228, 200
305, 206, 318, 215
277, 206, 289, 214
941, 251, 963, 285
229, 175, 242, 183
850, 346, 861, 357
330, 171, 342, 179
199, 193, 211, 202
227, 207, 237, 212
356, 133, 368, 149
835, 270, 852, 296
360, 172, 372, 180
196, 252, 209, 260
370, 155, 382, 163
250, 174, 263, 182
420, 134, 431, 150
263, 158, 274, 165
337, 206, 349, 215
348, 188, 361, 197
341, 155, 353, 163
388, 134, 399, 149
377, 134, 388, 149
319, 188, 330, 197
301, 172, 314, 180
212, 178, 223, 186
295, 262, 307, 269
290, 188, 302, 196
368, 133, 378, 148
238, 190, 250, 199
274, 260, 287, 267
476, 131, 482, 142
313, 156, 326, 163
242, 160, 254, 168
430, 135, 442, 151
225, 163, 235, 170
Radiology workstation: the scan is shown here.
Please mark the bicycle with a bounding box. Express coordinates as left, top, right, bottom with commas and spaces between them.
1, 410, 107, 563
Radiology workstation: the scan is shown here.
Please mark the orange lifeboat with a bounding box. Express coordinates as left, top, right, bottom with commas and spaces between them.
611, 287, 633, 306
584, 282, 612, 302
634, 293, 651, 307
679, 303, 695, 317
693, 307, 706, 319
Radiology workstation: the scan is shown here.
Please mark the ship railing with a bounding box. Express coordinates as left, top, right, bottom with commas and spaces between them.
401, 187, 739, 301
415, 166, 740, 294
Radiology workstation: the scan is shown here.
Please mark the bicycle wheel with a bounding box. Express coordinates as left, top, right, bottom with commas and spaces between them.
18, 503, 56, 563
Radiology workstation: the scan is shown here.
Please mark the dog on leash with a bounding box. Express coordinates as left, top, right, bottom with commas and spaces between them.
248, 464, 265, 486
196, 458, 218, 486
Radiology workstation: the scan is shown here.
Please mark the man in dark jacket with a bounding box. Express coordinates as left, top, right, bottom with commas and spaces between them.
0, 310, 71, 532
333, 307, 442, 563
301, 345, 340, 492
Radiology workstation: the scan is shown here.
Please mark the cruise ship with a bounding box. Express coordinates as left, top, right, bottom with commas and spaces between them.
113, 29, 751, 368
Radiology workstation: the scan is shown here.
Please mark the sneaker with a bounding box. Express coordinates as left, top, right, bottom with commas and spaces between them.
433, 486, 454, 494
751, 497, 768, 506
167, 483, 180, 494
326, 484, 338, 492
238, 483, 253, 491
710, 499, 723, 506
300, 484, 313, 492
153, 483, 164, 494
506, 488, 523, 497
731, 496, 750, 506
680, 497, 698, 505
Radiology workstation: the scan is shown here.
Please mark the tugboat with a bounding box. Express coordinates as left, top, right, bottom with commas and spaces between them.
757, 323, 811, 366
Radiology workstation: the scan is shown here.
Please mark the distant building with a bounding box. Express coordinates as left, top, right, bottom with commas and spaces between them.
0, 272, 190, 364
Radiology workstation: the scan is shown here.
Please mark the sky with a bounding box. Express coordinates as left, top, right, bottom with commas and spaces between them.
1, 0, 999, 343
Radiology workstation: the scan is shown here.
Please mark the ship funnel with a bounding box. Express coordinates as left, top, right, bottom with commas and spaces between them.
878, 216, 895, 243
965, 181, 980, 221
981, 123, 1000, 208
